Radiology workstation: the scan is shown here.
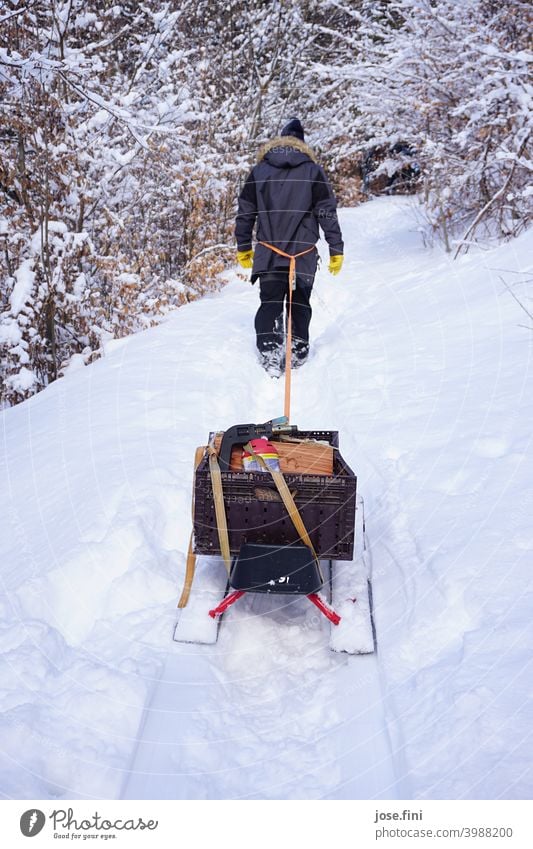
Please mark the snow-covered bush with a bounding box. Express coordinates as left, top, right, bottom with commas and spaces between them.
306, 0, 532, 249
0, 2, 239, 405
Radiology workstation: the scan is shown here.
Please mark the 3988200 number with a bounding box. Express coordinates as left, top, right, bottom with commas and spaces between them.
463, 827, 513, 838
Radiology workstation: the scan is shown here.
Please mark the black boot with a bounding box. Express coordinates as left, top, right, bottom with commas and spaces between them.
291, 340, 309, 369
258, 346, 285, 377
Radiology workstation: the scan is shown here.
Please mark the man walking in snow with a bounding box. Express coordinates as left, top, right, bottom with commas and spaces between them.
235, 117, 344, 375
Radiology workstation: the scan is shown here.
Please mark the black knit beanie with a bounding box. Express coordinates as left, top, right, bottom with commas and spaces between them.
280, 117, 305, 142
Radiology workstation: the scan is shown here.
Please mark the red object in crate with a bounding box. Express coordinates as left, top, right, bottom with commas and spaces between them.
193, 429, 357, 561
242, 438, 280, 472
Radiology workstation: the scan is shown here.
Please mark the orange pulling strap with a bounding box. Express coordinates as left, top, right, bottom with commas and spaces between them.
258, 241, 314, 420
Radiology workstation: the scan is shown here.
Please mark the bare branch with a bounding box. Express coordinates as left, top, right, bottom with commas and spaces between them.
500, 275, 533, 323
454, 134, 530, 258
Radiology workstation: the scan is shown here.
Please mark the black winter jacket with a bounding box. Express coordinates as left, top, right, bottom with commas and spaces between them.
235, 137, 344, 286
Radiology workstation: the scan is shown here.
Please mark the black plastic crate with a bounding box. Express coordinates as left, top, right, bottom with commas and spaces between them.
193, 430, 357, 561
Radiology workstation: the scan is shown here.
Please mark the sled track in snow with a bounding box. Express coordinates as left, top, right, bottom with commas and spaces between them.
118, 261, 404, 799
120, 641, 398, 800
118, 335, 402, 798
119, 536, 399, 801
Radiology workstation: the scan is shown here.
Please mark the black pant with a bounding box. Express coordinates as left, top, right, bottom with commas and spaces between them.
255, 271, 313, 361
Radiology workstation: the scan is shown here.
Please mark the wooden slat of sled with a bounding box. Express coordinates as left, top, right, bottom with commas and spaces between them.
212, 435, 334, 475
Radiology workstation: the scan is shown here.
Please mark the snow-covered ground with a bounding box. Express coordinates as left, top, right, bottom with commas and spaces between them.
1, 198, 532, 799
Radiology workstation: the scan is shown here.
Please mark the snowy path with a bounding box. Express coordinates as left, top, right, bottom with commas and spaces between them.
2, 198, 532, 799
118, 231, 403, 798
117, 200, 532, 799
121, 605, 397, 800
116, 206, 417, 799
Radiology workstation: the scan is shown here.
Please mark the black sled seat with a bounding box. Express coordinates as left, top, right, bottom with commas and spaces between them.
230, 543, 323, 594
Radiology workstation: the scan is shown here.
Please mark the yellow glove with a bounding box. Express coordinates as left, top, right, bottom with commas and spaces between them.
237, 249, 254, 269
328, 254, 344, 275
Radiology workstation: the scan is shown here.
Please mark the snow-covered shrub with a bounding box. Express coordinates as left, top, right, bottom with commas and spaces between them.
306, 0, 532, 249
0, 1, 238, 405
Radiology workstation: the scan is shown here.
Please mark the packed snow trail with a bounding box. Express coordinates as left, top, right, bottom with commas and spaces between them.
116, 203, 413, 800
118, 256, 400, 798
1, 198, 532, 799
122, 516, 392, 799
121, 624, 395, 799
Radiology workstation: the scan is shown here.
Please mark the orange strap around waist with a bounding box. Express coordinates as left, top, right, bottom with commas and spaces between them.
258, 241, 315, 290
258, 241, 315, 420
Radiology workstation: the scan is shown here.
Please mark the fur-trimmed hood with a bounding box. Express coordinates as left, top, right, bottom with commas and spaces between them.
257, 135, 318, 164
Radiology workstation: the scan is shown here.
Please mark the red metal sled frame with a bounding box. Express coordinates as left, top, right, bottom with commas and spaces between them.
209, 590, 341, 626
